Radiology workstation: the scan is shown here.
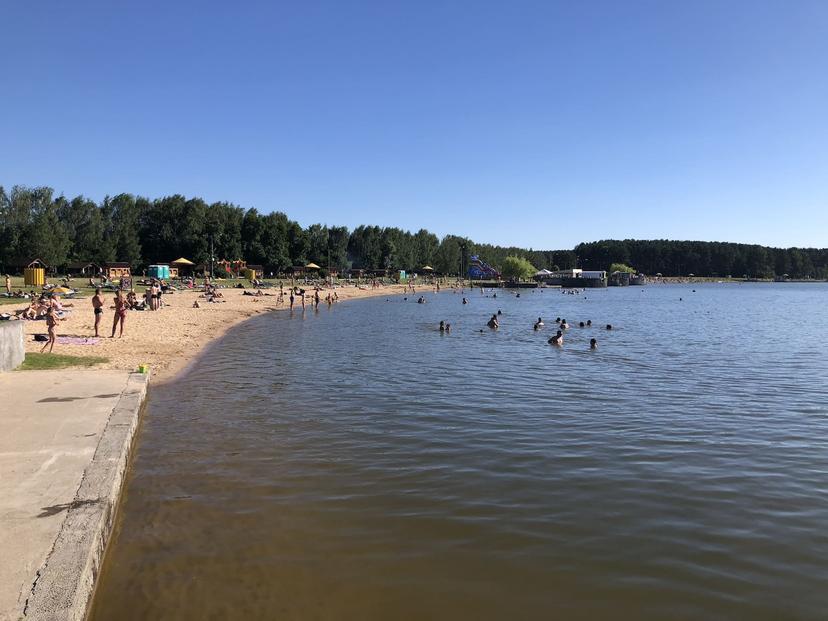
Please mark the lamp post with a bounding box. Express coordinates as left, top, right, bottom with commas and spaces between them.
210, 235, 215, 280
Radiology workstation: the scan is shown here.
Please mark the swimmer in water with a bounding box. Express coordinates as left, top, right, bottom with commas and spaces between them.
606, 324, 612, 330
534, 317, 544, 330
439, 321, 446, 332
462, 297, 468, 304
586, 320, 592, 326
548, 330, 563, 345
497, 309, 502, 315
445, 323, 451, 333
590, 338, 597, 349
555, 317, 561, 323
579, 321, 585, 328
560, 318, 569, 329
487, 314, 499, 329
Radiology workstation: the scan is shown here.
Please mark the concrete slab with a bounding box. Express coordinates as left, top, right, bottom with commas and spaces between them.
0, 370, 148, 621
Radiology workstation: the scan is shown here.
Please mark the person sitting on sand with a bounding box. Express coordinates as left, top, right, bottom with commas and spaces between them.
41, 306, 58, 353
111, 290, 127, 338
487, 314, 499, 329
193, 300, 200, 308
92, 288, 104, 337
590, 338, 598, 349
548, 330, 563, 345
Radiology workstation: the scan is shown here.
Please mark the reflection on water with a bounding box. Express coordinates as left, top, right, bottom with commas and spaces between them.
91, 284, 828, 620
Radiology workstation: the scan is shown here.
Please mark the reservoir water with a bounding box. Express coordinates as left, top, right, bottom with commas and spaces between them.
91, 284, 828, 620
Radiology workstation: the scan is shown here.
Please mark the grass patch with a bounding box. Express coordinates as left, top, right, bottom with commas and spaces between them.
19, 353, 109, 371
0, 297, 28, 306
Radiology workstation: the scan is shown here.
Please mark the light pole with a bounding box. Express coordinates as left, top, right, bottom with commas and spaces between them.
210, 235, 214, 280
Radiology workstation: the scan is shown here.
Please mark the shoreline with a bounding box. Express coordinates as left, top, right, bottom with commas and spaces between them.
11, 283, 411, 384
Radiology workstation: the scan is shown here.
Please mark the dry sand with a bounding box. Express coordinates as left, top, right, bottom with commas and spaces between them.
13, 283, 410, 382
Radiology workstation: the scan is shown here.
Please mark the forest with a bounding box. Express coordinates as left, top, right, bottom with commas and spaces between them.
1, 186, 826, 279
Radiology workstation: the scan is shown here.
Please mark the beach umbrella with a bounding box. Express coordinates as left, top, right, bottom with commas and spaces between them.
305, 263, 321, 269
172, 257, 194, 265
421, 265, 434, 271
52, 286, 74, 295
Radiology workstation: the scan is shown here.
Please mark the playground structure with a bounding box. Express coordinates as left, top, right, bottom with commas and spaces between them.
468, 255, 500, 280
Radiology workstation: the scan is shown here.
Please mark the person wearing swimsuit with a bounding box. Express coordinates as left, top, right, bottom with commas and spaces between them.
111, 290, 127, 338
92, 288, 104, 337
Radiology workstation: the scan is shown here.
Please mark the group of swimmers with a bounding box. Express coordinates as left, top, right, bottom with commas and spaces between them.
431, 306, 609, 350
540, 317, 608, 348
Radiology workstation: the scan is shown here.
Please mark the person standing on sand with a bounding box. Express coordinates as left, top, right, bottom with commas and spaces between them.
41, 306, 58, 353
4, 274, 10, 295
111, 290, 127, 338
92, 288, 104, 337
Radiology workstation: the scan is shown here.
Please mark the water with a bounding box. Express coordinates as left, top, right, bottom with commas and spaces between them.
91, 284, 828, 620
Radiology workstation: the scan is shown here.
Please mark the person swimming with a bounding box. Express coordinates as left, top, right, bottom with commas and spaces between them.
555, 317, 561, 323
590, 338, 598, 349
439, 320, 446, 332
487, 314, 499, 329
579, 321, 585, 327
560, 318, 569, 329
534, 317, 544, 330
497, 309, 502, 315
462, 297, 468, 304
606, 324, 612, 330
586, 320, 592, 326
445, 323, 451, 333
548, 330, 563, 345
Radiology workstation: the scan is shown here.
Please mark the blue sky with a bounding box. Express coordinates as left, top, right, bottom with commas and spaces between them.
2, 1, 826, 249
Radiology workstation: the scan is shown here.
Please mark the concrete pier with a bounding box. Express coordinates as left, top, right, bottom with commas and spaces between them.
0, 322, 25, 372
0, 370, 149, 621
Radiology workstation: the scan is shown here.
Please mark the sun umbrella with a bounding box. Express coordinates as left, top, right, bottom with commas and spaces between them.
305, 263, 321, 269
171, 257, 194, 265
52, 286, 75, 295
421, 266, 434, 271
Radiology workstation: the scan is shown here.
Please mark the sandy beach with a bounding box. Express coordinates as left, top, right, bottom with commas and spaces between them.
10, 283, 409, 382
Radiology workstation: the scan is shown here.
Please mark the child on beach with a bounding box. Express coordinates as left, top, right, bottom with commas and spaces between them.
92, 288, 104, 336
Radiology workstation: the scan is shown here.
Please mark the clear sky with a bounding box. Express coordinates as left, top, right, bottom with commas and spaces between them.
2, 1, 826, 249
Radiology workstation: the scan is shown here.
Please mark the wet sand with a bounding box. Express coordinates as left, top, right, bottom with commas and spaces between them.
9, 283, 410, 381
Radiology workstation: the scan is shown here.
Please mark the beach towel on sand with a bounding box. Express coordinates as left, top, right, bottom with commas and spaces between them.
56, 336, 101, 345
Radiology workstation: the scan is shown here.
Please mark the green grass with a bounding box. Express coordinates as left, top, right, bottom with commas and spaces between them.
19, 353, 109, 371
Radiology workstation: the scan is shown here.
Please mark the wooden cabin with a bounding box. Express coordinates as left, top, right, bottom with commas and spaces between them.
103, 262, 131, 280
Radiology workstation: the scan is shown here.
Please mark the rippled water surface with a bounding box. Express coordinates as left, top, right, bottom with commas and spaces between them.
91, 284, 828, 620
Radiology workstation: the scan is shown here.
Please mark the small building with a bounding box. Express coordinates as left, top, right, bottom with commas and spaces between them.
103, 262, 131, 280
562, 269, 607, 288
5, 257, 49, 275
246, 264, 264, 279
66, 261, 102, 276
216, 259, 247, 277
170, 257, 195, 278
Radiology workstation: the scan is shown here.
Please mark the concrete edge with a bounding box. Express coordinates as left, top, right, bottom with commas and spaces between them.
22, 371, 150, 621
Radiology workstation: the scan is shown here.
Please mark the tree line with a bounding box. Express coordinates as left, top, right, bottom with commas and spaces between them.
1, 185, 826, 279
